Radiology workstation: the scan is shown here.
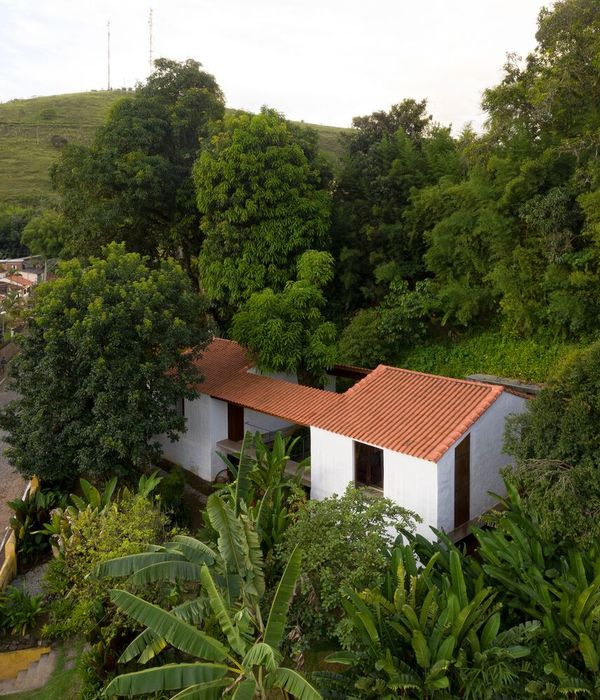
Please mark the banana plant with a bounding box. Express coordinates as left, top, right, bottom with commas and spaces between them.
216, 432, 309, 555
97, 493, 322, 699
327, 546, 537, 699
474, 480, 600, 696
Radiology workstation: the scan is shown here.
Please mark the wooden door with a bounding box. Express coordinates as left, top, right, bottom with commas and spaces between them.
227, 403, 244, 442
454, 434, 470, 528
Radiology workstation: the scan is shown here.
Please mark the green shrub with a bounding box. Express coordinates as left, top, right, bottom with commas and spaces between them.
0, 586, 44, 636
9, 488, 65, 566
398, 330, 576, 382
278, 486, 418, 648
43, 488, 167, 639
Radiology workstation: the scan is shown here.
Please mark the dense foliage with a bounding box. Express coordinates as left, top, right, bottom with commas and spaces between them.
195, 108, 332, 321
51, 59, 224, 278
0, 204, 32, 257
0, 243, 209, 485
279, 487, 417, 648
231, 250, 338, 385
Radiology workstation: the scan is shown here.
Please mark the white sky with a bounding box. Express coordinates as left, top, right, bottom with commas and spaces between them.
0, 0, 548, 130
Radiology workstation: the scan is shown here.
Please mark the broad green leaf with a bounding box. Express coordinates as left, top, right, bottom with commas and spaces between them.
325, 651, 357, 665
232, 678, 257, 700
110, 589, 228, 661
103, 662, 228, 696
170, 678, 231, 700
200, 564, 246, 657
92, 551, 184, 579
267, 667, 323, 700
206, 494, 249, 578
172, 535, 218, 563
127, 560, 202, 585
264, 545, 302, 648
242, 642, 281, 672
579, 633, 599, 672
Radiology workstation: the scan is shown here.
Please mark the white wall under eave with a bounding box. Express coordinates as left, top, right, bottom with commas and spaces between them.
157, 394, 230, 482
309, 427, 354, 500
244, 409, 293, 436
436, 391, 528, 532
383, 451, 438, 540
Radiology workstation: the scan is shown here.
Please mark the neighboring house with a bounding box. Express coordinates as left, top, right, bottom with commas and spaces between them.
159, 338, 527, 540
0, 274, 35, 297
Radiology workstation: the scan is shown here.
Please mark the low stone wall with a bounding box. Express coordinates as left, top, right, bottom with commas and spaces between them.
0, 476, 39, 591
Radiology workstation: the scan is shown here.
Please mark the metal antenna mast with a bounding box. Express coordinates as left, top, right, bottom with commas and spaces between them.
107, 20, 111, 90
148, 9, 153, 72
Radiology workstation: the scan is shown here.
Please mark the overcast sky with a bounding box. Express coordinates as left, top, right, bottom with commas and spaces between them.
0, 0, 548, 130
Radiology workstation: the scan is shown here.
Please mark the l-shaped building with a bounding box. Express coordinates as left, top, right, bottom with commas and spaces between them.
159, 338, 527, 539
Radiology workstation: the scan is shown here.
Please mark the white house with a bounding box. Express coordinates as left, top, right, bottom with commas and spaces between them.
159, 338, 527, 540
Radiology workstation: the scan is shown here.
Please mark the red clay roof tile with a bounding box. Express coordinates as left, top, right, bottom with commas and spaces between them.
193, 339, 504, 462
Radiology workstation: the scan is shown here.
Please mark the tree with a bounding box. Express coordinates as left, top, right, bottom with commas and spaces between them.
195, 108, 331, 321
52, 58, 224, 278
279, 486, 417, 647
231, 250, 337, 386
21, 209, 66, 258
0, 242, 209, 485
95, 494, 322, 699
0, 205, 32, 258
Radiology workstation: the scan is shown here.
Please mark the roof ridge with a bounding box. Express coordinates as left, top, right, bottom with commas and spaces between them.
377, 364, 504, 390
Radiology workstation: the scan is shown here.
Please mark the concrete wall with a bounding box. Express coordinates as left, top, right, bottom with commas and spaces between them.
436, 391, 528, 532
384, 450, 438, 539
309, 427, 354, 500
158, 394, 229, 481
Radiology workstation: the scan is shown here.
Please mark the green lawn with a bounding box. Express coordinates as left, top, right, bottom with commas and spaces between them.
0, 92, 349, 206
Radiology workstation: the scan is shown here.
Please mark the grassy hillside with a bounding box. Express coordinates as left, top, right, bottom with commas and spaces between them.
0, 91, 349, 205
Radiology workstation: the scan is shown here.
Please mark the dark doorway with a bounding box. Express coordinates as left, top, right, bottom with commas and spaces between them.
454, 434, 471, 528
227, 403, 244, 441
354, 441, 383, 490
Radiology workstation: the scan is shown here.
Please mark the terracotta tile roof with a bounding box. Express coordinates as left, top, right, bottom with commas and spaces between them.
313, 365, 504, 461
193, 339, 504, 462
193, 338, 252, 391
4, 275, 34, 288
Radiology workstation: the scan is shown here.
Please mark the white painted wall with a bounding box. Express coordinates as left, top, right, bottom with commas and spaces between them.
384, 451, 438, 539
310, 428, 439, 540
158, 395, 230, 481
309, 427, 354, 500
244, 409, 293, 436
437, 391, 528, 532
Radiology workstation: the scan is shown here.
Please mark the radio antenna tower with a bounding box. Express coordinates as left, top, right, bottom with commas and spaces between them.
107, 20, 111, 90
148, 9, 154, 72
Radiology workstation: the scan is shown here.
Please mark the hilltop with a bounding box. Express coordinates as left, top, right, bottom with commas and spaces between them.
0, 91, 350, 205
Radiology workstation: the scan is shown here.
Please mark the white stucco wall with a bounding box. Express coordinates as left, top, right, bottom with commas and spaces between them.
158, 395, 230, 481
309, 427, 354, 500
384, 451, 438, 539
436, 391, 528, 532
310, 427, 438, 540
244, 409, 293, 436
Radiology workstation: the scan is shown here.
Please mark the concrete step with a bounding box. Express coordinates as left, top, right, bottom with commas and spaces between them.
0, 648, 56, 695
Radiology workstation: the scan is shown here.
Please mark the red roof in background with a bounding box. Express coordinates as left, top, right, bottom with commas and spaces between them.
193, 338, 504, 462
4, 275, 34, 287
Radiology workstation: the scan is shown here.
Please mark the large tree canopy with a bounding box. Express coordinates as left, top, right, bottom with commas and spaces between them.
231, 250, 337, 386
51, 59, 224, 279
194, 108, 331, 322
0, 242, 210, 485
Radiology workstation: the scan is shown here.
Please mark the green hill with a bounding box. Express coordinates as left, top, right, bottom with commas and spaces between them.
0, 91, 350, 206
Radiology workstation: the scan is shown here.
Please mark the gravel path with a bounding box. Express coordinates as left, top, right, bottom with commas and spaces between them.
0, 389, 27, 560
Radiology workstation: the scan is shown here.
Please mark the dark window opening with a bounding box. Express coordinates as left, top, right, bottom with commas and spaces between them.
354, 441, 383, 490
175, 397, 185, 418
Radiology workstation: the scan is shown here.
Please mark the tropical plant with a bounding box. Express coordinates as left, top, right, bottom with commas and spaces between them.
95, 493, 322, 699
279, 486, 417, 648
0, 586, 44, 636
326, 545, 538, 699
474, 482, 600, 696
9, 487, 65, 564
216, 432, 308, 559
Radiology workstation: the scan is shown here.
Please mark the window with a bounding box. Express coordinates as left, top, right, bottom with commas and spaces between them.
354, 441, 383, 490
175, 397, 185, 418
